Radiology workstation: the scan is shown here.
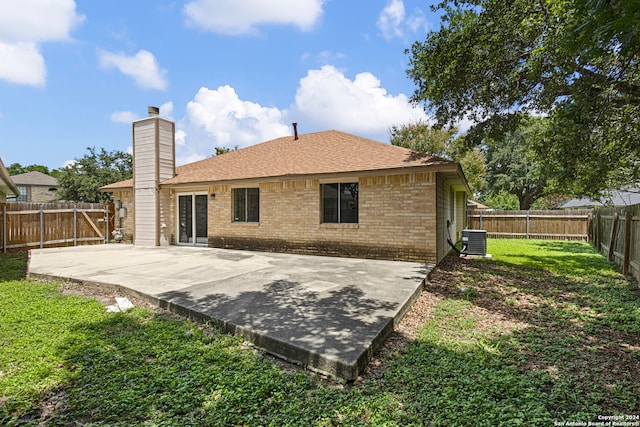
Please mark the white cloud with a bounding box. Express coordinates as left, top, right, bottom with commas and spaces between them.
110, 111, 139, 124
159, 101, 174, 120
0, 0, 83, 86
0, 42, 46, 86
183, 0, 324, 35
175, 129, 187, 146
62, 159, 76, 168
377, 0, 427, 40
378, 0, 405, 40
173, 66, 428, 164
98, 49, 168, 90
177, 85, 290, 164
288, 65, 428, 141
0, 0, 83, 42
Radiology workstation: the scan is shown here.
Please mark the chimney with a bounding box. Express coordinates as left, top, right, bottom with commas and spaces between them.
293, 122, 298, 140
133, 105, 175, 246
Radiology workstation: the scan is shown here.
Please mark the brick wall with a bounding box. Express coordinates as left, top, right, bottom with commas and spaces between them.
203, 171, 438, 262
115, 170, 459, 262
111, 190, 134, 243
29, 185, 59, 203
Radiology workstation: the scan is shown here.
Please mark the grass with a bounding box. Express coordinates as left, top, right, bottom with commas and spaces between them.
1, 240, 639, 426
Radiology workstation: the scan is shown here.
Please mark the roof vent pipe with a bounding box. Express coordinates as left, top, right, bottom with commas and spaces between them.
148, 106, 160, 117
293, 122, 298, 140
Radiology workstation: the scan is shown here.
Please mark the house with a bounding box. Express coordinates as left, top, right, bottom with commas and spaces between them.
9, 171, 59, 203
0, 157, 19, 202
560, 188, 640, 209
101, 107, 470, 264
467, 199, 488, 210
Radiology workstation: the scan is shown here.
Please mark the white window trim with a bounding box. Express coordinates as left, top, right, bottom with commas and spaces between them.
175, 191, 208, 246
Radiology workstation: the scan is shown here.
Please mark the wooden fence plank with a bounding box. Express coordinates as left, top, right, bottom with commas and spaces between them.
623, 209, 632, 275
608, 212, 619, 262
1, 202, 111, 252
81, 211, 104, 239
467, 209, 591, 241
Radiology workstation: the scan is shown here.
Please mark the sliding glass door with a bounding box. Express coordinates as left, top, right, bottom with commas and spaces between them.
177, 193, 208, 245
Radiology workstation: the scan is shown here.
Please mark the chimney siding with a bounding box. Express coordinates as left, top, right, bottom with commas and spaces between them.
132, 107, 175, 246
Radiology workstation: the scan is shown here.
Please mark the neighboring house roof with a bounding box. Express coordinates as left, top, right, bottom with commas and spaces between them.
560, 188, 640, 209
102, 130, 468, 190
467, 199, 488, 209
11, 171, 58, 187
0, 157, 19, 196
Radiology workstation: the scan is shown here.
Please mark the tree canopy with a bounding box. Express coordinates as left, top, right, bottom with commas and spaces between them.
213, 146, 239, 156
57, 147, 132, 203
6, 163, 58, 177
483, 118, 551, 210
406, 0, 640, 197
389, 120, 486, 196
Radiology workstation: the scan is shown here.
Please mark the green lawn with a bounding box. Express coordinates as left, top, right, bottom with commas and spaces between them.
1, 240, 639, 426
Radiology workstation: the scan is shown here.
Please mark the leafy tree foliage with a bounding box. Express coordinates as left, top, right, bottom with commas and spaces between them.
6, 163, 57, 177
482, 190, 520, 210
389, 120, 486, 196
57, 147, 132, 203
389, 119, 455, 158
214, 145, 238, 156
483, 118, 550, 210
406, 0, 640, 196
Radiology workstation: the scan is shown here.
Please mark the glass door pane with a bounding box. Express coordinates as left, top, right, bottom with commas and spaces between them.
195, 195, 208, 244
178, 195, 193, 244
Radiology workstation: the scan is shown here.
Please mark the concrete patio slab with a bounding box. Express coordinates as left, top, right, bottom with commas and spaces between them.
28, 244, 433, 380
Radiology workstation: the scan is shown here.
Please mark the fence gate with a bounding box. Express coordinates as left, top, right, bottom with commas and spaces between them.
1, 202, 113, 252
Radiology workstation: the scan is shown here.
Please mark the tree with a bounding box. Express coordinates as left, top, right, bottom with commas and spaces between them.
388, 119, 455, 158
482, 190, 520, 210
213, 145, 238, 156
483, 118, 550, 210
7, 163, 54, 176
390, 120, 486, 196
57, 147, 132, 203
406, 0, 640, 197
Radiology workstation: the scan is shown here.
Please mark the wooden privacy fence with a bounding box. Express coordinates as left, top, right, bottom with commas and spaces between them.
1, 202, 113, 252
592, 204, 640, 283
467, 209, 592, 241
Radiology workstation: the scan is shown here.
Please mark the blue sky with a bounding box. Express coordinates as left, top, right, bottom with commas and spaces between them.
0, 0, 446, 170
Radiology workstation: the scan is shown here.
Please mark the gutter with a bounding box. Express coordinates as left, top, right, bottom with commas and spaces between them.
0, 157, 19, 196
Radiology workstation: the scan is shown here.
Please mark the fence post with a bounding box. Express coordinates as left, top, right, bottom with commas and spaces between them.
104, 204, 109, 244
526, 211, 530, 239
39, 204, 44, 249
592, 210, 598, 250
608, 211, 619, 262
73, 205, 77, 246
2, 204, 6, 254
623, 207, 632, 275
479, 210, 483, 230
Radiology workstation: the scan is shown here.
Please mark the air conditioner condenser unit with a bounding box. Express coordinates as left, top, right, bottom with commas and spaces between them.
461, 229, 487, 256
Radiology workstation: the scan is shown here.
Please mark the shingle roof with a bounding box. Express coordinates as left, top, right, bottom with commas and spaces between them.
560, 188, 640, 208
102, 130, 458, 190
11, 171, 58, 186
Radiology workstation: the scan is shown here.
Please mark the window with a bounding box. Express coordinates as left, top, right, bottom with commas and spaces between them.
321, 182, 358, 223
233, 188, 259, 222
16, 186, 29, 202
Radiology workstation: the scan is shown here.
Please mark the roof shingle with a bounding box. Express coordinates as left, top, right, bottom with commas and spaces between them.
102, 130, 456, 190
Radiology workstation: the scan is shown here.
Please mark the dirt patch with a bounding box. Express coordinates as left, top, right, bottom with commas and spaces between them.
58, 281, 161, 313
